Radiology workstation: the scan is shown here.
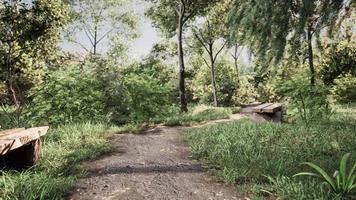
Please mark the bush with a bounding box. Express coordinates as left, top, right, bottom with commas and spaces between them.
94, 64, 132, 124
191, 60, 239, 106
331, 74, 356, 104
26, 66, 105, 126
278, 73, 331, 122
320, 41, 356, 85
232, 75, 260, 105
123, 73, 175, 122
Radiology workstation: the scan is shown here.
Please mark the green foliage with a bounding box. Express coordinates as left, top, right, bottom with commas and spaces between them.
146, 0, 218, 37
321, 41, 356, 85
191, 60, 239, 106
123, 72, 174, 122
27, 66, 105, 126
0, 122, 119, 200
228, 0, 351, 63
331, 74, 356, 104
232, 75, 259, 105
91, 59, 132, 124
0, 105, 27, 130
0, 0, 69, 104
186, 109, 356, 198
278, 73, 331, 122
294, 153, 356, 198
121, 60, 176, 122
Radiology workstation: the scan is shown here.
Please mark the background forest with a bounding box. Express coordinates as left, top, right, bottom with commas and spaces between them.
0, 0, 355, 199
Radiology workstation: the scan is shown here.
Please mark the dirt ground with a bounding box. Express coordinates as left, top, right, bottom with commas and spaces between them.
67, 114, 248, 200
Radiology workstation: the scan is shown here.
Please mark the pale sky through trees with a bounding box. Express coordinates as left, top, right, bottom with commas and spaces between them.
26, 0, 250, 65
60, 0, 161, 59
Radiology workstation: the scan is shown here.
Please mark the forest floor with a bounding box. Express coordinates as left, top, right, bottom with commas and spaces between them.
67, 113, 248, 200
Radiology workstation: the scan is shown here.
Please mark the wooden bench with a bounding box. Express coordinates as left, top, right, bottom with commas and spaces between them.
251, 103, 283, 122
0, 126, 49, 168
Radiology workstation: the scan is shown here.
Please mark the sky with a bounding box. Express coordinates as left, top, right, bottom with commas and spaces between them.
60, 0, 161, 59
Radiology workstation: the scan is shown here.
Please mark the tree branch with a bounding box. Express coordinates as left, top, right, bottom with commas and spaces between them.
193, 31, 211, 55
213, 40, 228, 63
96, 29, 113, 45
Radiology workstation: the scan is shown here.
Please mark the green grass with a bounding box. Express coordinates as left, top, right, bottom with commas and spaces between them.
186, 104, 356, 199
154, 105, 238, 127
0, 122, 119, 200
0, 106, 23, 130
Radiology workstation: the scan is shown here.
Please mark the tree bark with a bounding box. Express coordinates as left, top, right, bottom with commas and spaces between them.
233, 44, 240, 74
307, 27, 315, 86
93, 24, 98, 55
177, 3, 188, 112
209, 43, 218, 107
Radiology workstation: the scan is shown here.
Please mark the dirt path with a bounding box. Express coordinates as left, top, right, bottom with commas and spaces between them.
68, 114, 247, 200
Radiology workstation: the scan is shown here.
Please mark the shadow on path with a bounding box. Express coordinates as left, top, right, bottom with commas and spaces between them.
87, 163, 206, 177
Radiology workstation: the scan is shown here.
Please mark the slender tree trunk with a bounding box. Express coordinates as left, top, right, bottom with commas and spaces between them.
208, 44, 218, 107
233, 44, 239, 74
307, 28, 315, 86
5, 14, 22, 109
93, 25, 98, 55
177, 4, 188, 112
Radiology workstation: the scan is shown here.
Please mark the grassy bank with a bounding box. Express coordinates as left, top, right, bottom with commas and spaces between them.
0, 123, 119, 200
186, 104, 356, 199
155, 105, 239, 126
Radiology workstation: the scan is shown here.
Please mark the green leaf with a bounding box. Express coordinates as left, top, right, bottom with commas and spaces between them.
347, 163, 356, 185
301, 162, 337, 191
293, 172, 320, 178
340, 153, 350, 187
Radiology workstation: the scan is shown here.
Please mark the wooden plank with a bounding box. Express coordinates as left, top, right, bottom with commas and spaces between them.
252, 103, 273, 113
261, 103, 282, 113
0, 126, 49, 155
0, 128, 25, 137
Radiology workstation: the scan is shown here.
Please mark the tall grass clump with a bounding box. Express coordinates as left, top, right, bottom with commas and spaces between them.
186, 105, 356, 199
0, 122, 119, 200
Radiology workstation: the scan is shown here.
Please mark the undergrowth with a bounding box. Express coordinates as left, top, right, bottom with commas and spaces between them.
155, 105, 238, 126
186, 104, 356, 199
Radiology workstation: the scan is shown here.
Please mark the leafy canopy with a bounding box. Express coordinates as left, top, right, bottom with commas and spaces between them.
228, 0, 352, 62
146, 0, 218, 37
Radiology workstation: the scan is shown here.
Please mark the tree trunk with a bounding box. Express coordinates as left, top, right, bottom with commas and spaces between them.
93, 25, 98, 55
307, 28, 315, 86
177, 5, 188, 112
5, 42, 22, 108
209, 44, 218, 107
233, 44, 239, 74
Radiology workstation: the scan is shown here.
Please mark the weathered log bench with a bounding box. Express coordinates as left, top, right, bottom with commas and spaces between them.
0, 126, 49, 168
251, 103, 283, 122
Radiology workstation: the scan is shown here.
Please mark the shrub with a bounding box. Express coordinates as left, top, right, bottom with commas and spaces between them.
94, 64, 132, 124
320, 41, 356, 85
232, 75, 259, 105
191, 60, 239, 106
123, 73, 175, 122
26, 66, 105, 126
278, 73, 331, 122
331, 74, 356, 104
